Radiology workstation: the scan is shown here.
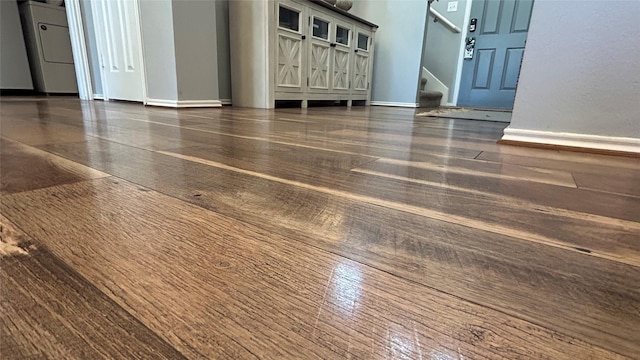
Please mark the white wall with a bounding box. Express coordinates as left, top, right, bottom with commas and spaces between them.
505, 0, 640, 152
139, 0, 179, 101
215, 0, 232, 102
172, 0, 219, 102
1, 0, 33, 90
351, 0, 428, 106
422, 0, 468, 103
228, 0, 271, 108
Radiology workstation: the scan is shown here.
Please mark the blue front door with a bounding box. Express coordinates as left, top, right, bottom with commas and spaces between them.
458, 0, 534, 109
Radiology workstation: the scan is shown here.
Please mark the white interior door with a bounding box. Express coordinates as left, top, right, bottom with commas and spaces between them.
92, 0, 144, 102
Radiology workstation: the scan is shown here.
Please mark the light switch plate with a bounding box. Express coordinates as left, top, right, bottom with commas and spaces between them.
447, 1, 458, 12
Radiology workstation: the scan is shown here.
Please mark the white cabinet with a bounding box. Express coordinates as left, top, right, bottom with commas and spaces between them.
275, 0, 306, 94
352, 26, 373, 96
230, 0, 377, 109
331, 19, 353, 95
307, 10, 331, 94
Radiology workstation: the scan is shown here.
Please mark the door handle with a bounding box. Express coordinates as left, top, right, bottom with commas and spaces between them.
464, 37, 475, 59
469, 18, 477, 32
40, 24, 47, 31
354, 49, 358, 53
301, 35, 306, 40
330, 43, 336, 48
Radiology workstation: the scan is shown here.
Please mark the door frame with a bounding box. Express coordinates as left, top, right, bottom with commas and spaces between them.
450, 0, 473, 106
65, 0, 92, 100
65, 0, 148, 104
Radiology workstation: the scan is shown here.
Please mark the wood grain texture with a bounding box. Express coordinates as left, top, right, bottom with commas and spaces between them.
0, 117, 89, 146
477, 150, 640, 197
0, 138, 109, 194
0, 179, 627, 360
572, 171, 640, 197
1, 98, 639, 359
373, 157, 577, 187
34, 138, 640, 356
0, 215, 187, 360
351, 159, 639, 222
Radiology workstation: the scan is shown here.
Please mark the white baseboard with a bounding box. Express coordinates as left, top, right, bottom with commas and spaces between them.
502, 127, 640, 153
370, 101, 419, 108
93, 94, 104, 100
146, 99, 223, 108
145, 98, 176, 107
220, 99, 232, 105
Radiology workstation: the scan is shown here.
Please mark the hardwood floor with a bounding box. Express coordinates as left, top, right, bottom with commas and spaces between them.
1, 98, 638, 359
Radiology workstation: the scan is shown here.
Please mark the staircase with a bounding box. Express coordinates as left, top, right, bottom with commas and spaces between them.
419, 77, 443, 108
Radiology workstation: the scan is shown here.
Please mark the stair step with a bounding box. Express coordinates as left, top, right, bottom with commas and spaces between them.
419, 90, 443, 108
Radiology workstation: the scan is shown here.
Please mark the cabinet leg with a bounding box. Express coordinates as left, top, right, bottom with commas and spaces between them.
301, 100, 308, 108
347, 100, 353, 107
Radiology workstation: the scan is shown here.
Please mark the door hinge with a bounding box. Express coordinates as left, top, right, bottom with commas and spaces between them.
348, 80, 351, 89
367, 82, 370, 90
309, 16, 311, 26
307, 78, 309, 86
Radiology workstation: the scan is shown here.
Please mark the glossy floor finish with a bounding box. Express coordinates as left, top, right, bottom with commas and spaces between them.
1, 98, 639, 359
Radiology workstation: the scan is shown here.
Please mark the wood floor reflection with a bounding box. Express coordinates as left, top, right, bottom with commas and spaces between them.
1, 98, 638, 359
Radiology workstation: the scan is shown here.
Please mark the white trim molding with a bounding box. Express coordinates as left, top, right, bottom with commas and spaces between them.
451, 0, 473, 106
65, 0, 93, 100
220, 99, 232, 105
502, 128, 640, 154
146, 99, 223, 108
370, 101, 419, 108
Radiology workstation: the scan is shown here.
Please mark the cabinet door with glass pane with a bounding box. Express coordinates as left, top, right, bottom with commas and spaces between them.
330, 20, 352, 94
352, 27, 373, 95
307, 11, 332, 93
275, 0, 306, 93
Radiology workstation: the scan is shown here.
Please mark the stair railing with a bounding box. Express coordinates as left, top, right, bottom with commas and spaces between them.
429, 7, 461, 33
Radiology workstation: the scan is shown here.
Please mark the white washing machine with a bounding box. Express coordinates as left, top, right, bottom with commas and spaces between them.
20, 1, 78, 93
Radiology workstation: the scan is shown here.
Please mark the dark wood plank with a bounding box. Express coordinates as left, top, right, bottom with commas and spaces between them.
573, 171, 640, 197
16, 102, 488, 160
0, 215, 186, 359
1, 108, 202, 152
349, 158, 640, 222
34, 139, 640, 357
158, 144, 638, 263
3, 98, 639, 358
0, 138, 108, 195
0, 117, 89, 146
0, 179, 625, 359
477, 149, 640, 175
478, 150, 640, 197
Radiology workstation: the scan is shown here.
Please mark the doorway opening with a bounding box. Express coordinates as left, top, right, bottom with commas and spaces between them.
420, 0, 533, 115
